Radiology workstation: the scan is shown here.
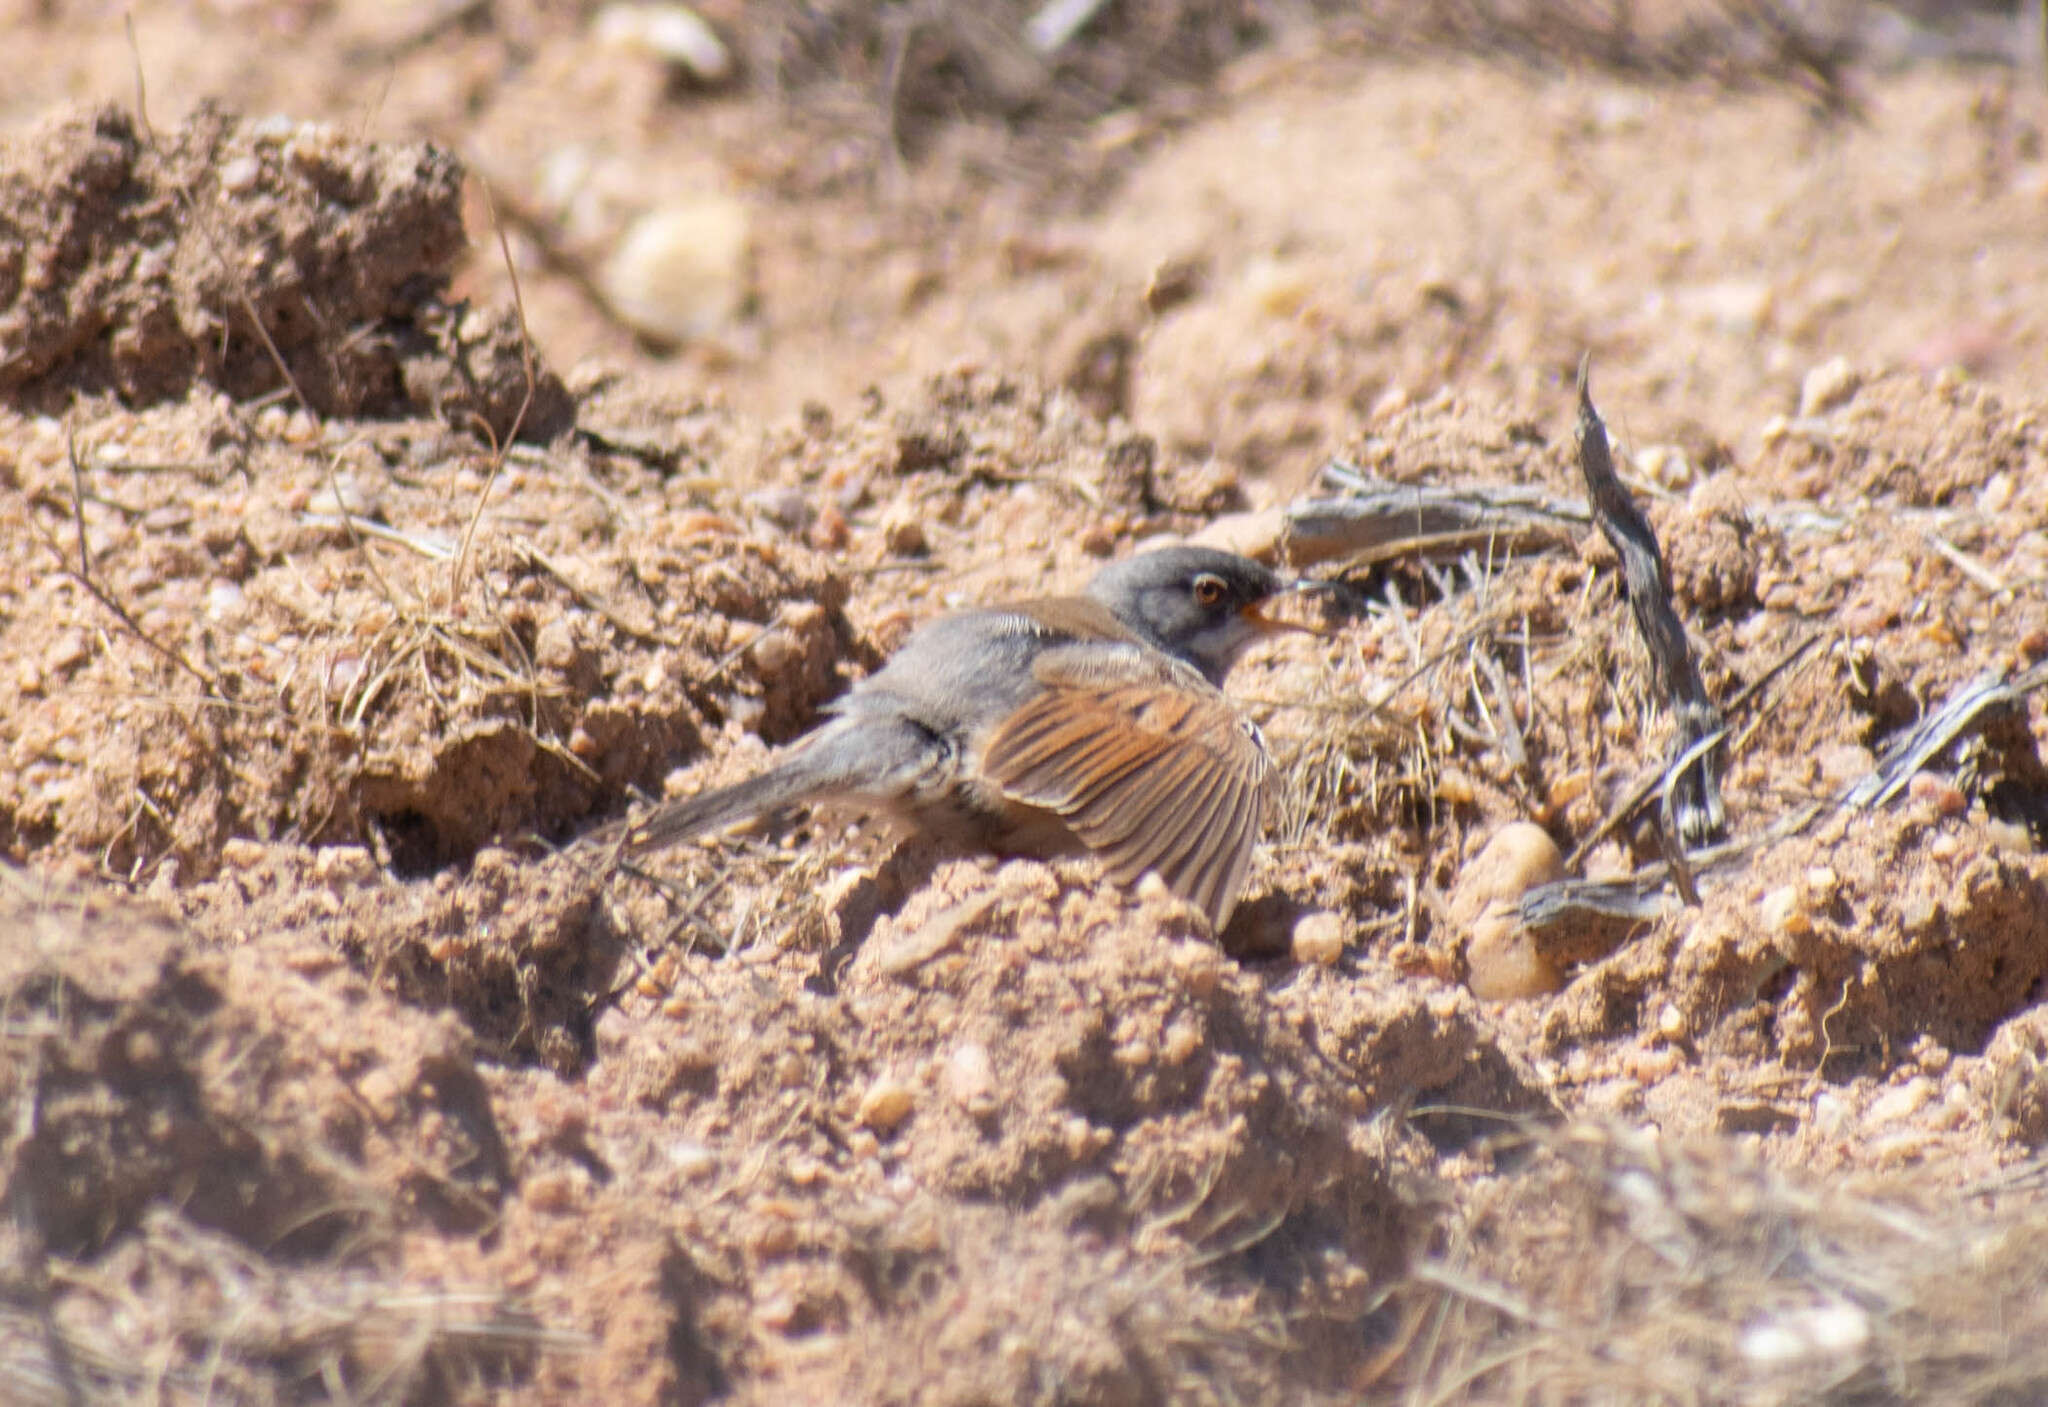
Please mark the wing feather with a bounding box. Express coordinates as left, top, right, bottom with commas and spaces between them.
980, 669, 1272, 928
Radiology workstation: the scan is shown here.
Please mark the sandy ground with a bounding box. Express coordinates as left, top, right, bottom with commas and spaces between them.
3, 2, 2048, 1402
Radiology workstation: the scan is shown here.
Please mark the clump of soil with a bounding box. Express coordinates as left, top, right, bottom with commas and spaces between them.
0, 103, 571, 441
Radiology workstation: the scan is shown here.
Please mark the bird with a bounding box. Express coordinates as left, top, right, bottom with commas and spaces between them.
622, 546, 1316, 928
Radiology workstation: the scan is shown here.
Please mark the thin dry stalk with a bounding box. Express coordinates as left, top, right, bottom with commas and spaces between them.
32, 434, 220, 695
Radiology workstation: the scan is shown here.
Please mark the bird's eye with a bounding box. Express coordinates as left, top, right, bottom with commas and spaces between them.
1192, 573, 1228, 608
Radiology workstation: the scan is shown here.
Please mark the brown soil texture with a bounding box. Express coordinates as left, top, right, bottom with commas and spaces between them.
4, 5, 2048, 1404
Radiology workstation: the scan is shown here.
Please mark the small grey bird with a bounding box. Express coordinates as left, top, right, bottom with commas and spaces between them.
625, 546, 1313, 927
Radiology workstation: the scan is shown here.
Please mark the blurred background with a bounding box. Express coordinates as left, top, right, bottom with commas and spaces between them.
5, 0, 2044, 489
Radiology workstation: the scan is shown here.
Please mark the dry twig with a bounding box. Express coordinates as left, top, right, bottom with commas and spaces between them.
1573, 356, 1727, 849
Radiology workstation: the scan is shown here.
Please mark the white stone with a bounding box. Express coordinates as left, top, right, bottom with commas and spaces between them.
593, 3, 732, 81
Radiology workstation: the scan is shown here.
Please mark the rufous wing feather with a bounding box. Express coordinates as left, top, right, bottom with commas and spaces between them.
980, 681, 1272, 927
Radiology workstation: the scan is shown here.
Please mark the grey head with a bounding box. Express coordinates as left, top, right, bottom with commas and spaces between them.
1085, 546, 1299, 684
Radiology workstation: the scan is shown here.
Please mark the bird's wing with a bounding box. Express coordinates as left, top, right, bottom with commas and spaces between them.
978, 645, 1273, 928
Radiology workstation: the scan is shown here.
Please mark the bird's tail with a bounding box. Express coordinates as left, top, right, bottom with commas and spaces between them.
625, 761, 833, 853
620, 715, 947, 855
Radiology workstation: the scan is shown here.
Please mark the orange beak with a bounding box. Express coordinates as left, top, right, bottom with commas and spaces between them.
1241, 579, 1334, 637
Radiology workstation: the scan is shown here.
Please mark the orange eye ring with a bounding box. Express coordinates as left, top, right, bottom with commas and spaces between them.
1192, 573, 1228, 608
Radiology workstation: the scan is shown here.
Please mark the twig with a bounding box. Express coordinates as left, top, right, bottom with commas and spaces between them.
1405, 1260, 1568, 1335
519, 546, 677, 646
1723, 630, 1824, 718
46, 435, 219, 692
1921, 528, 2008, 594
1656, 727, 1726, 907
451, 180, 536, 599
1236, 467, 1589, 571
1573, 355, 1726, 848
1567, 632, 1819, 869
1844, 662, 2048, 810
297, 514, 455, 560
1473, 646, 1529, 776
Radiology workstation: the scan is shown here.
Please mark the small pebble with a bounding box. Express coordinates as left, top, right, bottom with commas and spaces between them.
1466, 910, 1561, 1000
806, 505, 848, 550
753, 1288, 800, 1331
747, 1213, 798, 1260
1740, 1301, 1870, 1366
1759, 883, 1810, 938
1159, 1017, 1202, 1065
944, 1042, 996, 1115
525, 1170, 578, 1213
1635, 444, 1694, 490
218, 154, 262, 194
749, 628, 800, 679
1188, 507, 1285, 560
670, 510, 735, 539
1112, 1034, 1155, 1067
1866, 1077, 1933, 1129
881, 508, 928, 556
221, 837, 267, 869
1683, 277, 1773, 336
592, 3, 733, 81
1912, 1037, 1952, 1075
1435, 768, 1477, 806
1078, 522, 1119, 556
1545, 770, 1593, 809
1624, 1045, 1682, 1083
1059, 1114, 1101, 1160
534, 617, 583, 672
1241, 257, 1311, 318
357, 1067, 405, 1122
1168, 939, 1221, 998
745, 484, 811, 531
1977, 472, 2015, 515
1452, 822, 1568, 1000
1907, 771, 1967, 816
306, 473, 381, 519
205, 578, 247, 620
604, 194, 752, 345
1450, 823, 1565, 916
1798, 356, 1861, 417
312, 845, 375, 883
1289, 910, 1345, 966
857, 1076, 916, 1132
46, 633, 90, 672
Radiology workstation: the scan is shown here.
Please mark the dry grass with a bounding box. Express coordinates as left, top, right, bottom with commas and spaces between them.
1, 1210, 585, 1407
1379, 1121, 2048, 1405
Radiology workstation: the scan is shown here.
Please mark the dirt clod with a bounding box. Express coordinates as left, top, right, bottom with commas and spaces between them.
0, 103, 569, 440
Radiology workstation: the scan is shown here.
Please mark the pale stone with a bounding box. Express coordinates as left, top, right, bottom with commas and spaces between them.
603, 195, 752, 346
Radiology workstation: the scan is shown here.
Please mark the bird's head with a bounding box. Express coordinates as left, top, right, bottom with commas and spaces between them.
1087, 546, 1319, 684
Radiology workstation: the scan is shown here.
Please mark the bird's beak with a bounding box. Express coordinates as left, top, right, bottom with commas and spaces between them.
1241, 578, 1336, 637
